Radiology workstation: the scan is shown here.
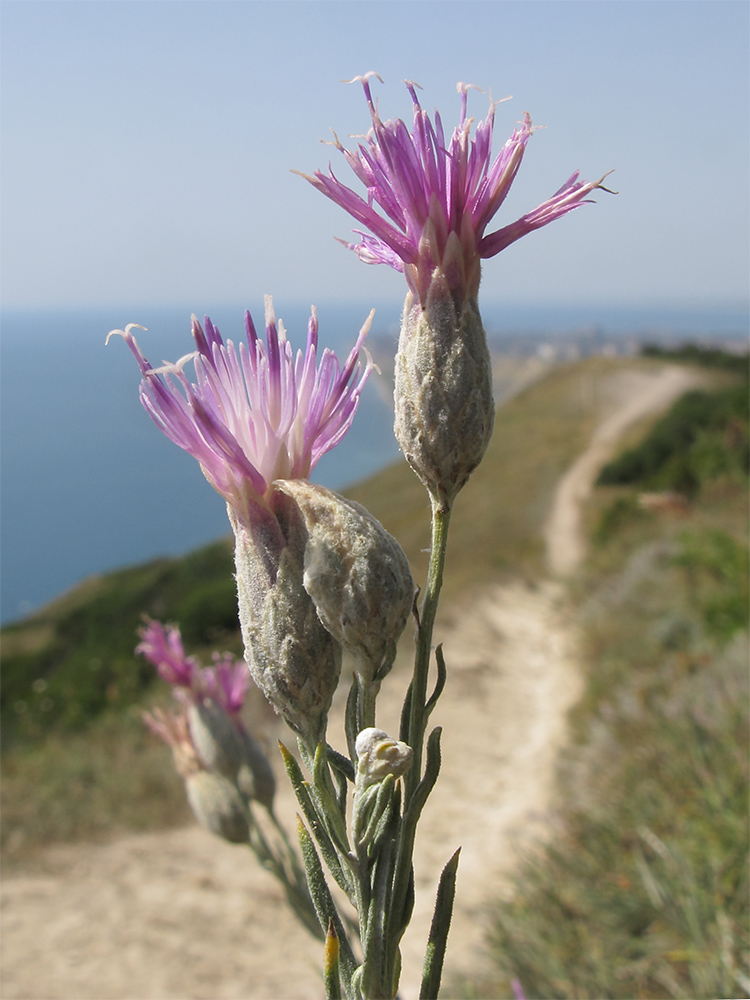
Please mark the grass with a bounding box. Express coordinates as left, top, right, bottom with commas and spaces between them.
1, 539, 240, 747
2, 708, 191, 859
483, 523, 748, 999
597, 379, 748, 496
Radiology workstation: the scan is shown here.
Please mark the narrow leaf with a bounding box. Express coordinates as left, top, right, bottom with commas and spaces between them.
399, 680, 413, 744
297, 817, 359, 994
324, 918, 343, 1000
279, 741, 355, 900
409, 726, 442, 823
424, 645, 447, 719
420, 848, 461, 1000
327, 744, 355, 784
361, 836, 396, 1000
329, 754, 350, 819
345, 674, 360, 762
313, 742, 352, 854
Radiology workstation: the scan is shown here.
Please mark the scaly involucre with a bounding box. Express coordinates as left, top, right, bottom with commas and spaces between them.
304, 73, 611, 303
108, 297, 373, 524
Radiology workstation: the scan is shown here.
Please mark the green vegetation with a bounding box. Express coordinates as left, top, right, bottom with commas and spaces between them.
472, 356, 749, 1000
1, 540, 239, 746
2, 710, 191, 857
641, 343, 748, 374
597, 379, 748, 496
1, 541, 242, 860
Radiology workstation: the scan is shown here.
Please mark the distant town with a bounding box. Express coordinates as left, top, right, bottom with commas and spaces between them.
368, 322, 748, 410
485, 323, 749, 362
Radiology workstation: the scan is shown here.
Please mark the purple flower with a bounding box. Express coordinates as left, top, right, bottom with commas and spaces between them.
137, 618, 199, 689
137, 619, 249, 716
108, 297, 373, 524
204, 652, 251, 716
142, 705, 202, 777
511, 977, 527, 1000
139, 620, 277, 809
303, 74, 613, 304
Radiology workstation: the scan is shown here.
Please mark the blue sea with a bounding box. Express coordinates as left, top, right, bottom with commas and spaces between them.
0, 301, 405, 625
1, 299, 747, 624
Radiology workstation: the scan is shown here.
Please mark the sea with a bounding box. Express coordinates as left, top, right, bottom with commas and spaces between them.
1, 299, 747, 625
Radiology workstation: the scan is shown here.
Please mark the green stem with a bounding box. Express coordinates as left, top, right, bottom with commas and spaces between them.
358, 674, 379, 732
384, 497, 452, 991
405, 497, 451, 801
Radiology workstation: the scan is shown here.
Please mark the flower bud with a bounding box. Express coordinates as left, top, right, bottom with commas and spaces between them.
351, 729, 412, 854
277, 480, 414, 687
187, 698, 245, 779
354, 728, 413, 789
230, 492, 342, 749
186, 698, 276, 809
184, 770, 250, 844
394, 276, 494, 506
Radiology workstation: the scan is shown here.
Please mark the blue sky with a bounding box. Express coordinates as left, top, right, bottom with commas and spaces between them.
2, 0, 748, 312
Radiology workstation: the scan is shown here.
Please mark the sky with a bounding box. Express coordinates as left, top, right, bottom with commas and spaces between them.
1, 0, 748, 313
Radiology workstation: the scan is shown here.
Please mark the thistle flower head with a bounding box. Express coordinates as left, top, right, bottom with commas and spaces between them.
143, 703, 253, 843
108, 298, 374, 525
137, 618, 200, 689
137, 619, 250, 716
304, 74, 612, 304
139, 620, 276, 808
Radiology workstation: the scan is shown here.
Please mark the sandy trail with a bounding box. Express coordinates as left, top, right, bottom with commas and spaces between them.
544, 365, 700, 576
1, 364, 697, 1000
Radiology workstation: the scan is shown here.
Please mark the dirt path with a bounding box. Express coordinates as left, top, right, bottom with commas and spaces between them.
1, 364, 698, 1000
544, 365, 700, 576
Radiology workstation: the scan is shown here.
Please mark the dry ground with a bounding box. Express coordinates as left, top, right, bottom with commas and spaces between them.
1, 365, 698, 1000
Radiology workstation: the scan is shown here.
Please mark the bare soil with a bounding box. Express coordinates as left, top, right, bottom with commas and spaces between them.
544, 365, 702, 576
1, 365, 698, 1000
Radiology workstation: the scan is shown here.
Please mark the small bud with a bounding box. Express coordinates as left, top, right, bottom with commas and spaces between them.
352, 728, 412, 853
277, 480, 414, 687
186, 698, 276, 809
187, 698, 245, 779
185, 770, 250, 844
230, 492, 342, 749
355, 728, 413, 789
394, 278, 494, 506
